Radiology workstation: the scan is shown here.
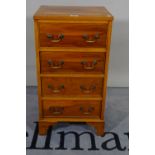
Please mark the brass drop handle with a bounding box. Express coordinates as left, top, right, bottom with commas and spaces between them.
48, 84, 64, 93
47, 34, 64, 42
81, 60, 97, 70
82, 33, 100, 43
48, 107, 64, 115
80, 85, 96, 94
48, 60, 64, 69
80, 106, 94, 115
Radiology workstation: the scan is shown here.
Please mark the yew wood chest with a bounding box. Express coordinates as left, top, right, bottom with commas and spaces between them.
33, 6, 113, 136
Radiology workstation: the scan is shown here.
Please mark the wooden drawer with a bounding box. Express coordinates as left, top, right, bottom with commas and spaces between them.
39, 23, 108, 47
42, 100, 101, 118
41, 77, 103, 97
40, 51, 106, 74
34, 5, 113, 136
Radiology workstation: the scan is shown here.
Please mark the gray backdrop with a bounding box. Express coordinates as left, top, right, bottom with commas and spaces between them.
26, 0, 129, 87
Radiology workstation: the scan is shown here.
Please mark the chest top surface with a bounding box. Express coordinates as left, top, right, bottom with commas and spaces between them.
33, 5, 113, 21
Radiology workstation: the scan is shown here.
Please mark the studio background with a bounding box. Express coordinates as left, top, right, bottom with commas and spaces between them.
26, 0, 129, 87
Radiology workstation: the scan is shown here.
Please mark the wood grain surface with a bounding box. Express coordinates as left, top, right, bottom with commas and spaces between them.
42, 100, 101, 118
39, 23, 108, 47
33, 5, 113, 136
34, 6, 113, 21
41, 77, 103, 97
40, 51, 106, 74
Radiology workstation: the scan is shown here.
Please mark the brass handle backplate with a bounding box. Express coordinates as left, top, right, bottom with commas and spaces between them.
79, 106, 94, 115
80, 85, 96, 94
48, 60, 64, 69
81, 60, 97, 70
48, 84, 64, 93
82, 33, 100, 43
48, 107, 64, 115
47, 33, 64, 42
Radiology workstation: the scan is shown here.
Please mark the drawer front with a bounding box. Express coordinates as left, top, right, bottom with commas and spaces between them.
39, 23, 108, 47
40, 51, 106, 74
43, 100, 101, 118
41, 77, 103, 97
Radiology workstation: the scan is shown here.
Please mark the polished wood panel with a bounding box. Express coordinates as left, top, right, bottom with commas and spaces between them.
42, 100, 101, 118
40, 51, 106, 74
41, 96, 102, 100
40, 73, 104, 78
34, 6, 113, 136
101, 21, 113, 119
34, 20, 43, 118
41, 77, 103, 97
34, 6, 113, 21
39, 23, 108, 47
39, 47, 106, 52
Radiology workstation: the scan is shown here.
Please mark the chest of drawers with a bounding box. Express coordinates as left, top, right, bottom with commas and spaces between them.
33, 6, 113, 136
